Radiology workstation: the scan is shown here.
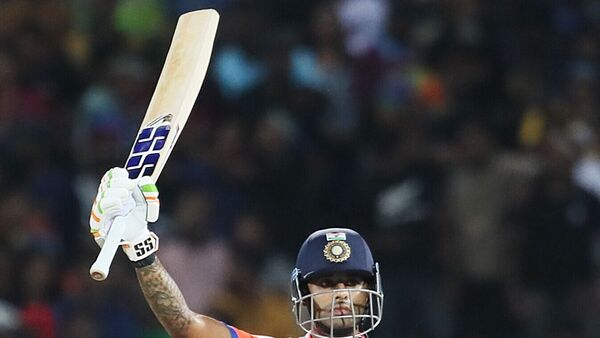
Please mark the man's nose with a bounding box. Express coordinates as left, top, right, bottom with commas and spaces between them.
334, 283, 349, 299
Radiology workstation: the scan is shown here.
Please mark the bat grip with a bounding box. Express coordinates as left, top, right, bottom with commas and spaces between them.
89, 216, 127, 281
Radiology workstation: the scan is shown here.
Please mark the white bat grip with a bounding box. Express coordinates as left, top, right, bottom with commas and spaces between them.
89, 216, 127, 281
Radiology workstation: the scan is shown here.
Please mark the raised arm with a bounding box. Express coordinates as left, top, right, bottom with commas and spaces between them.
135, 258, 230, 338
89, 168, 231, 338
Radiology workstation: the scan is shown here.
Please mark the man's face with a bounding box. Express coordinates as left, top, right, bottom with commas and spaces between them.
306, 274, 369, 333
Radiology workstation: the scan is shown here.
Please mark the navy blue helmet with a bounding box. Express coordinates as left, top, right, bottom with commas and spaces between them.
291, 228, 383, 338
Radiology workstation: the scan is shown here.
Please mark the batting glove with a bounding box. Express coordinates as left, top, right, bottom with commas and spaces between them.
90, 167, 160, 262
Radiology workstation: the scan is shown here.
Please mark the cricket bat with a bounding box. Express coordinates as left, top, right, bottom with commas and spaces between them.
89, 9, 220, 281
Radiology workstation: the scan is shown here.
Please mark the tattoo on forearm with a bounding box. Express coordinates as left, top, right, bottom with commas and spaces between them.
136, 258, 193, 335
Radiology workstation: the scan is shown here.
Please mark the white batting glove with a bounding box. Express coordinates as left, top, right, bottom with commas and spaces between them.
89, 167, 160, 262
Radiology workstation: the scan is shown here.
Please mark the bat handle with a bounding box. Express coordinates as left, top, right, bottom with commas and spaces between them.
89, 216, 127, 281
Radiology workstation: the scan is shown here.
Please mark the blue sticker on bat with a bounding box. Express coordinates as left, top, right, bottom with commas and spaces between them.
125, 115, 172, 179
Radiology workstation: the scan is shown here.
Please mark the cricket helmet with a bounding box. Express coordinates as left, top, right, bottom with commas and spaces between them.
291, 228, 383, 338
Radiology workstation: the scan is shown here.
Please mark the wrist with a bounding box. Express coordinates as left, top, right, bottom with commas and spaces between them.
131, 253, 157, 268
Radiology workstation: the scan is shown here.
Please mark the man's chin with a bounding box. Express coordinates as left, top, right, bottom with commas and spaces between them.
315, 320, 355, 337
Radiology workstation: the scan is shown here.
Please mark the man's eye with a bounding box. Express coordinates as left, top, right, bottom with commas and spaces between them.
344, 279, 360, 286
319, 281, 335, 287
317, 279, 361, 287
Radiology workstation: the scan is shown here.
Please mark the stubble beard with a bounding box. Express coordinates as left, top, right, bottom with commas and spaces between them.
313, 305, 364, 337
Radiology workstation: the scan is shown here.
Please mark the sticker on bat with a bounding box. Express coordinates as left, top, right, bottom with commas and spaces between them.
126, 115, 173, 179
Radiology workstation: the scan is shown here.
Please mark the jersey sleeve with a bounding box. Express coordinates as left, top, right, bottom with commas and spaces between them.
226, 325, 257, 338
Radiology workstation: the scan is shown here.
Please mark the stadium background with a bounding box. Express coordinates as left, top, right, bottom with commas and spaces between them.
0, 0, 599, 337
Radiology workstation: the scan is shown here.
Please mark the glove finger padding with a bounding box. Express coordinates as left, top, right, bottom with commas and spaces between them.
99, 167, 136, 192
90, 187, 135, 247
90, 167, 137, 247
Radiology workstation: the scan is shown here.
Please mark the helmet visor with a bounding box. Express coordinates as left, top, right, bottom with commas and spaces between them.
291, 275, 383, 338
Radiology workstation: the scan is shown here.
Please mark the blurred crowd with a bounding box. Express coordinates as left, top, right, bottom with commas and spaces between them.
0, 0, 599, 337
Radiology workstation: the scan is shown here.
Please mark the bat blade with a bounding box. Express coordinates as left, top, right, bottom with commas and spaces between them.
129, 9, 220, 181
90, 9, 220, 281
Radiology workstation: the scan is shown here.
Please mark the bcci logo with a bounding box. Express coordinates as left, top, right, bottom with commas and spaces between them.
323, 240, 351, 263
125, 115, 172, 179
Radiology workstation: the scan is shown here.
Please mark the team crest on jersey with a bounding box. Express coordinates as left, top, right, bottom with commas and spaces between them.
323, 240, 351, 263
126, 115, 172, 179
